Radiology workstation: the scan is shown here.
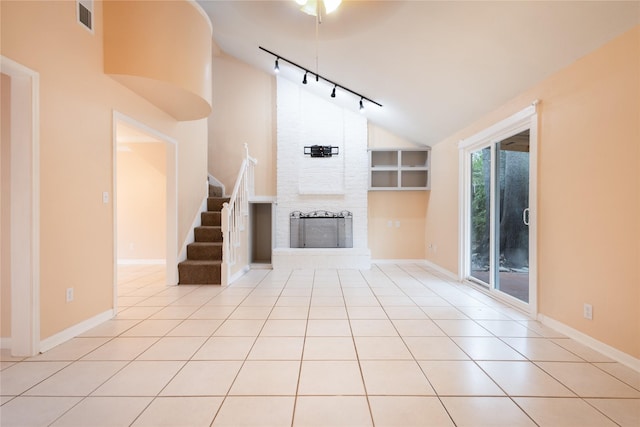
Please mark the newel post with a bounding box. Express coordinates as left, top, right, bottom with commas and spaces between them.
220, 201, 230, 287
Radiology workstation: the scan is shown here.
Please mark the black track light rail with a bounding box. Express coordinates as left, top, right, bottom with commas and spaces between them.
259, 46, 382, 108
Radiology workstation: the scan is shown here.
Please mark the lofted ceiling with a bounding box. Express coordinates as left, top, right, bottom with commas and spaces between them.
197, 1, 639, 146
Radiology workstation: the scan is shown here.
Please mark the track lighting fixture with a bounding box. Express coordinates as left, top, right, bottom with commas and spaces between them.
260, 46, 382, 111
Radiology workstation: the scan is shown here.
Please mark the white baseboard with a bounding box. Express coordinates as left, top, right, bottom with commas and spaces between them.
228, 265, 251, 285
117, 259, 165, 265
372, 259, 428, 265
539, 314, 640, 373
0, 337, 11, 350
39, 309, 114, 353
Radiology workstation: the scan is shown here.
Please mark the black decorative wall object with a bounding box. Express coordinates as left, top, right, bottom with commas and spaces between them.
304, 145, 339, 157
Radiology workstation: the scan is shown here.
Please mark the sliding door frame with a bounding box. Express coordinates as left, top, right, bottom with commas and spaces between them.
458, 102, 539, 315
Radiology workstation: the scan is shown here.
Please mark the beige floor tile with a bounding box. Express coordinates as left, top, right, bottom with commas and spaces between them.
213, 319, 265, 336
136, 337, 207, 360
260, 319, 307, 336
205, 295, 247, 306
369, 396, 455, 427
361, 360, 435, 395
148, 306, 199, 320
306, 319, 352, 336
515, 397, 618, 426
27, 338, 111, 362
268, 306, 309, 319
404, 336, 470, 360
50, 396, 152, 427
350, 319, 398, 336
354, 337, 413, 360
411, 296, 452, 307
0, 361, 69, 395
517, 320, 566, 338
455, 306, 512, 319
594, 362, 640, 389
536, 362, 640, 398
280, 288, 312, 297
383, 306, 429, 320
421, 306, 468, 319
25, 361, 127, 396
452, 337, 527, 360
478, 361, 575, 396
346, 306, 388, 319
192, 336, 255, 360
303, 337, 357, 360
161, 361, 242, 396
433, 319, 492, 336
188, 305, 236, 319
247, 337, 304, 360
293, 396, 372, 427
308, 306, 348, 319
476, 320, 542, 337
343, 296, 381, 307
120, 319, 182, 337
419, 361, 503, 396
0, 396, 81, 427
551, 338, 615, 362
136, 296, 181, 307
391, 319, 446, 336
501, 337, 585, 361
132, 396, 222, 427
441, 396, 536, 426
165, 319, 223, 336
275, 296, 311, 307
115, 306, 164, 319
298, 361, 365, 395
377, 296, 416, 306
586, 398, 640, 427
229, 361, 300, 395
228, 306, 272, 319
0, 349, 26, 362
78, 320, 141, 337
92, 361, 184, 396
212, 396, 295, 427
310, 296, 345, 307
0, 361, 16, 371
82, 337, 159, 361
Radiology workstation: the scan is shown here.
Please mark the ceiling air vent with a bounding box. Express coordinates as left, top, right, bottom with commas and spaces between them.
77, 0, 94, 33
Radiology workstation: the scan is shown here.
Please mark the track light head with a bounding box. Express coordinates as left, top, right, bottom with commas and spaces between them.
274, 58, 280, 74
303, 72, 308, 84
331, 85, 336, 98
359, 98, 365, 113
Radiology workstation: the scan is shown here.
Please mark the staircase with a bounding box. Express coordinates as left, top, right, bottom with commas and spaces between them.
177, 184, 228, 285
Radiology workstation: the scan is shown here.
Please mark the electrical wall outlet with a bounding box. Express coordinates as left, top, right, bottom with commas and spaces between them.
66, 288, 74, 303
583, 303, 593, 320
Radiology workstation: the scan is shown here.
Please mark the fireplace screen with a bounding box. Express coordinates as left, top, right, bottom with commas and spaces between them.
290, 210, 353, 248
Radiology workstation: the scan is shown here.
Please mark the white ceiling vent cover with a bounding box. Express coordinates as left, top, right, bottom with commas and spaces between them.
77, 0, 94, 33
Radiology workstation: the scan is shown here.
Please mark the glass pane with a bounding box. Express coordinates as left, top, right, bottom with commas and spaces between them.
496, 131, 530, 302
470, 147, 491, 285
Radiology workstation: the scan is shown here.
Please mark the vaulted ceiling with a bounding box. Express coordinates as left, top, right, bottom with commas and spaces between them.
198, 1, 639, 146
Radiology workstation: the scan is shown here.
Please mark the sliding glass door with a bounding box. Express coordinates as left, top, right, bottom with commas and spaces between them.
461, 105, 537, 311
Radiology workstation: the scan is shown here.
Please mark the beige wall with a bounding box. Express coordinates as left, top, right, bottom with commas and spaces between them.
368, 124, 429, 260
209, 52, 276, 197
1, 73, 11, 338
117, 143, 166, 261
425, 26, 640, 358
1, 1, 208, 340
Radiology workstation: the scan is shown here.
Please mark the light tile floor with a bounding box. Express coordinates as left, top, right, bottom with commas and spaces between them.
1, 263, 639, 426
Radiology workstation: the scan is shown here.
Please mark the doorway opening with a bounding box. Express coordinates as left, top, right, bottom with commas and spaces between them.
1, 57, 40, 357
113, 113, 177, 309
460, 104, 538, 314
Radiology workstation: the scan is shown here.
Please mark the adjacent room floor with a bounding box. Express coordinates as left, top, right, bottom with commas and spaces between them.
1, 263, 638, 426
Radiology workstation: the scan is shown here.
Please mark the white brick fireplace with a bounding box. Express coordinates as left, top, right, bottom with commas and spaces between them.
273, 77, 371, 269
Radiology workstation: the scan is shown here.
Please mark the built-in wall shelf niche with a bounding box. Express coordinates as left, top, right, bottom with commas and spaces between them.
368, 148, 431, 190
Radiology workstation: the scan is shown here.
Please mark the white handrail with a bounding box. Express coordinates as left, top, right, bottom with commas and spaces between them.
221, 144, 257, 286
